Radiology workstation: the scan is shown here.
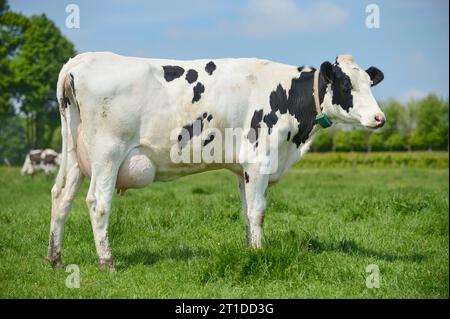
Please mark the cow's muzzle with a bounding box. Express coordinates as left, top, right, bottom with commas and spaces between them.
373, 113, 386, 128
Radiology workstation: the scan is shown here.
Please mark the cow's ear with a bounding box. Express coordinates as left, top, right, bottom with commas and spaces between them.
320, 61, 334, 83
366, 66, 384, 86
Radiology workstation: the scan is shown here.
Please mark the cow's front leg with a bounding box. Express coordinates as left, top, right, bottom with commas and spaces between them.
237, 176, 250, 243
242, 165, 269, 249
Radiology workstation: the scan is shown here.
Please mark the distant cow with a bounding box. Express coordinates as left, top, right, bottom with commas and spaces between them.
47, 52, 385, 270
21, 149, 60, 177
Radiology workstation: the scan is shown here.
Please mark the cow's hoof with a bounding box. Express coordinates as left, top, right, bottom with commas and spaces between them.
248, 242, 263, 249
99, 259, 116, 272
46, 256, 62, 269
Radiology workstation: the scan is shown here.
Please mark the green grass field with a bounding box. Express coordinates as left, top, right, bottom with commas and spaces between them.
0, 162, 448, 298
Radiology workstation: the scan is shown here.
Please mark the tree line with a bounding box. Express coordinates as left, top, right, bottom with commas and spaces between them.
312, 95, 449, 152
0, 0, 448, 165
0, 0, 75, 164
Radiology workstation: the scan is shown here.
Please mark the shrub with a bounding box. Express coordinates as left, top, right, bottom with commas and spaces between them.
297, 152, 449, 168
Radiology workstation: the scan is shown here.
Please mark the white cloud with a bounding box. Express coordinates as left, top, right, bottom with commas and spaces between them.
236, 0, 350, 37
167, 0, 350, 39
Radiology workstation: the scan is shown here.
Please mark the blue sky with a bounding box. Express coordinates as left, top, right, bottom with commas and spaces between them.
10, 0, 449, 102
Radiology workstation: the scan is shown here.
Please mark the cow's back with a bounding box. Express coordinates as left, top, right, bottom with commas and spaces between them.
63, 52, 299, 178
68, 52, 296, 128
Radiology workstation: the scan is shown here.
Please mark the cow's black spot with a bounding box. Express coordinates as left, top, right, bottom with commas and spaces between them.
207, 114, 213, 122
69, 73, 76, 97
288, 71, 319, 147
163, 65, 185, 81
202, 112, 208, 119
267, 70, 327, 148
43, 154, 57, 165
62, 91, 69, 108
287, 131, 291, 141
185, 69, 198, 84
298, 66, 317, 74
297, 66, 308, 72
244, 172, 250, 183
263, 111, 278, 133
192, 82, 205, 103
247, 67, 327, 147
29, 151, 42, 164
178, 115, 205, 148
330, 63, 354, 112
205, 61, 216, 75
203, 133, 215, 146
269, 84, 288, 114
248, 109, 264, 144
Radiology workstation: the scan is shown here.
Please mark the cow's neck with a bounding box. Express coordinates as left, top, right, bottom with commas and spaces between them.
289, 69, 328, 147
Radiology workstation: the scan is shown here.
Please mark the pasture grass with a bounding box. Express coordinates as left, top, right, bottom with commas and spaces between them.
0, 165, 448, 298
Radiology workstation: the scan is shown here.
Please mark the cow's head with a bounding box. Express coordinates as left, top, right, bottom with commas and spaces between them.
320, 55, 385, 129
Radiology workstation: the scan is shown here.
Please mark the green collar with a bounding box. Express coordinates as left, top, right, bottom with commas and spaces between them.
315, 113, 333, 128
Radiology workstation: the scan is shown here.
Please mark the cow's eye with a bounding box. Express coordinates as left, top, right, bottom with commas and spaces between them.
343, 81, 352, 91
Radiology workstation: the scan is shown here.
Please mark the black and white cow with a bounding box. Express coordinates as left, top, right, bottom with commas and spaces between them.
21, 149, 60, 177
48, 52, 385, 270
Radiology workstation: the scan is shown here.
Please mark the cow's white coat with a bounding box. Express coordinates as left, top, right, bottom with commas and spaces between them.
47, 52, 384, 269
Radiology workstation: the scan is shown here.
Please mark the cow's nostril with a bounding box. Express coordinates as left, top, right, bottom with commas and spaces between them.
374, 114, 386, 127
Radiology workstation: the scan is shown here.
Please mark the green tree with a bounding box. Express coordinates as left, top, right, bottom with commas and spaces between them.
402, 100, 419, 151
333, 131, 350, 151
414, 95, 449, 151
49, 125, 62, 152
313, 130, 333, 152
13, 13, 75, 148
384, 133, 406, 151
0, 115, 27, 165
349, 130, 366, 152
0, 0, 28, 119
409, 131, 426, 150
380, 100, 410, 142
367, 133, 383, 152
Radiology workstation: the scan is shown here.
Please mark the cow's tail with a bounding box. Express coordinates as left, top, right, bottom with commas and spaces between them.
54, 60, 81, 190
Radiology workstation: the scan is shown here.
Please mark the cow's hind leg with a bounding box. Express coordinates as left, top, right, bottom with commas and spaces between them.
47, 154, 84, 267
85, 146, 125, 271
